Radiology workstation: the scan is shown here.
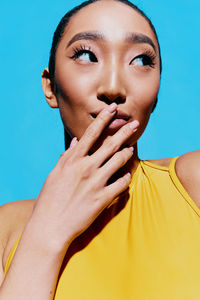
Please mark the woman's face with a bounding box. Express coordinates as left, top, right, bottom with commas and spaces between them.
53, 0, 160, 147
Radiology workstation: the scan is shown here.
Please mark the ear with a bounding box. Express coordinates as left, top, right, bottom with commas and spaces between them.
41, 68, 59, 108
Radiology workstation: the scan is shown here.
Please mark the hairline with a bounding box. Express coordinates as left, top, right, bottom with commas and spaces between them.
64, 1, 159, 50
49, 0, 162, 80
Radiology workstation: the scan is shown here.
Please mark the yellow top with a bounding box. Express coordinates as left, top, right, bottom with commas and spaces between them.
4, 158, 200, 299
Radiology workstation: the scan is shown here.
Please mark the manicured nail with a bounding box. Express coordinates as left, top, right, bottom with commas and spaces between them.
106, 103, 117, 113
129, 120, 139, 130
129, 146, 134, 153
70, 137, 78, 148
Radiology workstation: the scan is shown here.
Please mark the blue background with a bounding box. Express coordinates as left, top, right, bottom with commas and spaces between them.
0, 0, 199, 205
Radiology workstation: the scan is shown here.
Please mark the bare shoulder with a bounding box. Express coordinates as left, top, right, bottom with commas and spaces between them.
148, 152, 200, 206
0, 199, 35, 273
175, 150, 200, 207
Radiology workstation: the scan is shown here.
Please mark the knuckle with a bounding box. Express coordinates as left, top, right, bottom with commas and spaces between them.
106, 140, 119, 153
125, 147, 133, 157
85, 127, 97, 139
63, 150, 75, 162
120, 176, 129, 187
98, 112, 108, 122
62, 150, 80, 167
80, 158, 93, 178
114, 151, 124, 162
116, 151, 129, 165
120, 152, 128, 164
112, 144, 119, 154
81, 169, 90, 179
121, 125, 131, 136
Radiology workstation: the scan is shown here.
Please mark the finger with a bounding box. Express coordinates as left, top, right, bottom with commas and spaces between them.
70, 137, 78, 149
104, 172, 132, 204
99, 147, 134, 181
58, 137, 78, 161
75, 103, 117, 157
93, 120, 139, 166
57, 138, 78, 165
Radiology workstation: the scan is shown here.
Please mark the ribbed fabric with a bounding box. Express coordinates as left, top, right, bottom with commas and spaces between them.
5, 158, 200, 299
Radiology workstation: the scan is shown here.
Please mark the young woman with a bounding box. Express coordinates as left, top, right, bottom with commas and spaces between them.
0, 0, 200, 299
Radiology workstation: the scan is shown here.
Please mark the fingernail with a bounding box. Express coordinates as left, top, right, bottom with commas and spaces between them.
129, 146, 134, 153
70, 137, 78, 148
129, 120, 139, 130
106, 103, 117, 113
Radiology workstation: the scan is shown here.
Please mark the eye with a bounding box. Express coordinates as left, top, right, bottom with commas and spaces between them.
133, 57, 145, 66
70, 46, 98, 63
130, 53, 156, 68
78, 51, 97, 62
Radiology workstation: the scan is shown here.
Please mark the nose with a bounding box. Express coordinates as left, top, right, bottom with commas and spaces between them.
97, 65, 126, 105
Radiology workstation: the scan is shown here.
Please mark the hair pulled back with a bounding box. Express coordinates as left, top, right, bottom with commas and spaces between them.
49, 0, 162, 81
48, 0, 162, 149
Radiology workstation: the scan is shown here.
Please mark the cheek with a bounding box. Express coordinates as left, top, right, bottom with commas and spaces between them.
54, 63, 98, 138
55, 62, 97, 105
56, 73, 80, 104
133, 72, 160, 114
127, 72, 160, 142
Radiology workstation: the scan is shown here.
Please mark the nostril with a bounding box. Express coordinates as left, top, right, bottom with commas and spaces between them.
97, 94, 110, 104
115, 96, 126, 104
97, 94, 126, 104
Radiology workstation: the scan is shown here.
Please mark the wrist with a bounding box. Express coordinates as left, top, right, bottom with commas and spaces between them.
23, 215, 72, 257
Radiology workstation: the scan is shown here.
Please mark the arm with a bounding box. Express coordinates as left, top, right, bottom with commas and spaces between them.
0, 218, 68, 299
0, 200, 34, 285
175, 150, 200, 207
0, 104, 139, 299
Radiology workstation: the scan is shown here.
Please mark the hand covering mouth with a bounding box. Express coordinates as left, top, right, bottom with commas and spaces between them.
91, 109, 131, 121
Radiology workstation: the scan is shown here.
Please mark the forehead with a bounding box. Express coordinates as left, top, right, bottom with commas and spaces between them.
64, 0, 157, 46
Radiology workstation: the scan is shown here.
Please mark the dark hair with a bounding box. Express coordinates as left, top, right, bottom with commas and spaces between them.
48, 0, 162, 149
49, 0, 162, 80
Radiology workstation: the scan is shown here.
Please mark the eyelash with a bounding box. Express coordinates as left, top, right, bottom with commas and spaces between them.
130, 49, 156, 68
70, 45, 97, 61
131, 50, 156, 68
70, 44, 156, 67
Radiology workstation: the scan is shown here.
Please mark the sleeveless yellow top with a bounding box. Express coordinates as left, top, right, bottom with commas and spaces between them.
4, 158, 200, 299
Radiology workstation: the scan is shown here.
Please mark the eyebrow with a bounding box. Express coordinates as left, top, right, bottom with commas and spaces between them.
66, 31, 157, 53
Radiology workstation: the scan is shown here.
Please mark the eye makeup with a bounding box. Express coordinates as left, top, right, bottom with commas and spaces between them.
130, 49, 156, 68
69, 43, 157, 68
69, 45, 98, 62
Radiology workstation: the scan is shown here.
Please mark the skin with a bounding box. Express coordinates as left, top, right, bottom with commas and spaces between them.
0, 1, 200, 298
42, 0, 160, 166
